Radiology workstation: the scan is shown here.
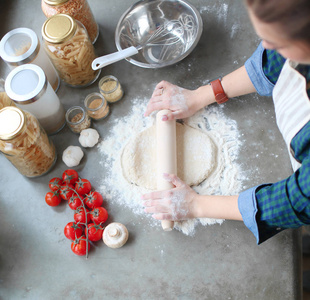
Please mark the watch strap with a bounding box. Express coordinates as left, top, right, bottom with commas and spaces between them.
210, 78, 229, 104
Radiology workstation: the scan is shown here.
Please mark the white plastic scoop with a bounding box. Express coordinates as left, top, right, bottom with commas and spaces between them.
92, 46, 139, 70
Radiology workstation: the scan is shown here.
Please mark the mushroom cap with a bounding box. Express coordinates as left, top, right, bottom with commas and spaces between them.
103, 222, 129, 249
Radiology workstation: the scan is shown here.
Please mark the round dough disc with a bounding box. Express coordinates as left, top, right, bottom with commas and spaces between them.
121, 123, 216, 190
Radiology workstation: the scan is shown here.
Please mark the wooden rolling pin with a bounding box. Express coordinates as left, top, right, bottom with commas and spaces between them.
156, 110, 176, 231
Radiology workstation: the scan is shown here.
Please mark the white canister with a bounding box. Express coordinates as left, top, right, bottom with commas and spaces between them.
0, 27, 60, 92
5, 64, 65, 135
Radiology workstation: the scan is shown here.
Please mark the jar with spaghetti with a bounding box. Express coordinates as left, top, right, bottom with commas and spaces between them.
42, 14, 100, 87
84, 92, 110, 120
0, 79, 15, 110
0, 107, 56, 177
65, 106, 91, 133
41, 0, 98, 44
0, 27, 60, 92
99, 75, 124, 103
5, 64, 65, 135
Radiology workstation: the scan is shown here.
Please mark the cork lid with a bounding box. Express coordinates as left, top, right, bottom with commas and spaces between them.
0, 106, 25, 140
42, 0, 69, 5
42, 14, 77, 43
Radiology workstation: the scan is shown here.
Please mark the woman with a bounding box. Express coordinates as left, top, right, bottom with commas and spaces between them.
142, 0, 310, 244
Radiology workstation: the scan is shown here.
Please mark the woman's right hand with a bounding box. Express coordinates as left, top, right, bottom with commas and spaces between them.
144, 81, 213, 121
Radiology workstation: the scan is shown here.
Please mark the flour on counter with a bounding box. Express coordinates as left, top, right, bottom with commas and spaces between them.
98, 99, 244, 235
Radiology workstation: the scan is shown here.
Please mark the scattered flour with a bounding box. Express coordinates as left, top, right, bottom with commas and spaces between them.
98, 98, 244, 236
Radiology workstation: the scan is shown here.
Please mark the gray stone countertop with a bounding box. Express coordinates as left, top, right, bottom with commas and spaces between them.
0, 0, 302, 299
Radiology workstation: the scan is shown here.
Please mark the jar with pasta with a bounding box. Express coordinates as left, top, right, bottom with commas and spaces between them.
41, 0, 98, 44
0, 106, 56, 177
0, 78, 15, 110
0, 27, 60, 92
42, 14, 100, 87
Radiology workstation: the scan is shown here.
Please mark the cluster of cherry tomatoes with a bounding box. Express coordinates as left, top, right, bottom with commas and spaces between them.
45, 169, 108, 256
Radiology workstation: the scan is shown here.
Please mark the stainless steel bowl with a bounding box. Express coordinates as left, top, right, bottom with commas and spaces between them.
115, 0, 203, 68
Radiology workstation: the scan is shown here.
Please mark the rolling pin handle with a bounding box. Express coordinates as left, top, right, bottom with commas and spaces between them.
162, 220, 174, 231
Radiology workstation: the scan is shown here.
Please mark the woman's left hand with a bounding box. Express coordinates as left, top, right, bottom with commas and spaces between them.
142, 173, 198, 221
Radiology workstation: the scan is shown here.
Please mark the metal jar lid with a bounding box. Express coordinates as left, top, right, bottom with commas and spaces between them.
0, 106, 25, 140
42, 0, 69, 5
42, 14, 77, 44
5, 64, 47, 104
0, 28, 40, 66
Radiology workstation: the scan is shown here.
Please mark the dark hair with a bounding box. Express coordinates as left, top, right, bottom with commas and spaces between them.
246, 0, 310, 42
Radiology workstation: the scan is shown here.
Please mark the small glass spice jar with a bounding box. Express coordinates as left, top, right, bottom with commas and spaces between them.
66, 106, 91, 133
42, 14, 100, 88
0, 106, 57, 177
99, 75, 124, 103
0, 78, 15, 110
5, 64, 65, 135
0, 27, 60, 92
41, 0, 98, 44
84, 92, 110, 120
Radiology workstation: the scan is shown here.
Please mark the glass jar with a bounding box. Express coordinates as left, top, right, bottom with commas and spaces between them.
84, 92, 110, 120
0, 106, 56, 177
0, 78, 15, 110
5, 64, 65, 135
42, 14, 100, 88
65, 106, 91, 133
41, 0, 98, 44
0, 27, 60, 92
99, 75, 124, 103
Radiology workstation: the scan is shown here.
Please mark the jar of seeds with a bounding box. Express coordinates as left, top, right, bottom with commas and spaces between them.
98, 75, 124, 103
84, 92, 109, 120
66, 106, 91, 133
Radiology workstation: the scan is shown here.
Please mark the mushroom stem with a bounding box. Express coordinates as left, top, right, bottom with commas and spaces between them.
108, 227, 120, 238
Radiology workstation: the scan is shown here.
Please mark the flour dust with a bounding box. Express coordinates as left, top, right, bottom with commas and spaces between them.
98, 98, 244, 236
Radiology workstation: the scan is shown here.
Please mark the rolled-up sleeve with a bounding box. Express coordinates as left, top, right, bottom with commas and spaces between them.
238, 186, 260, 243
244, 42, 275, 96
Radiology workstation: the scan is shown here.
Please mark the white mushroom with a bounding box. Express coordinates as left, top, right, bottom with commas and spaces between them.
103, 222, 129, 249
62, 145, 84, 167
79, 128, 100, 148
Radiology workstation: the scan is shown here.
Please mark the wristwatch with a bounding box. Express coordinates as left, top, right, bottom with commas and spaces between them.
210, 78, 229, 104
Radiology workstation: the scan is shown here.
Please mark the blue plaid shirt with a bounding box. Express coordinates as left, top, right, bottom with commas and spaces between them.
239, 42, 310, 244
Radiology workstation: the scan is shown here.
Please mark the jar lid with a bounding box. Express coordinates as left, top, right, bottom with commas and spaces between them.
0, 106, 25, 140
5, 64, 47, 104
42, 14, 77, 44
0, 28, 39, 66
42, 0, 69, 5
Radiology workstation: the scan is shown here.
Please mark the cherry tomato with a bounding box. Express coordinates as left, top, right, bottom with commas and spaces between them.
75, 178, 91, 195
90, 207, 108, 225
60, 183, 75, 200
45, 191, 61, 206
84, 191, 103, 209
48, 177, 64, 192
71, 236, 90, 256
85, 223, 104, 242
74, 207, 91, 224
62, 169, 79, 185
64, 222, 83, 240
68, 194, 83, 210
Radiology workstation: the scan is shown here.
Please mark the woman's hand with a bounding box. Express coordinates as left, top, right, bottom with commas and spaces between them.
142, 173, 199, 221
144, 81, 212, 121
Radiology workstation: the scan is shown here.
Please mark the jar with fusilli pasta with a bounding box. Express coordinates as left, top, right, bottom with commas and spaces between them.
0, 106, 56, 177
42, 14, 100, 88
